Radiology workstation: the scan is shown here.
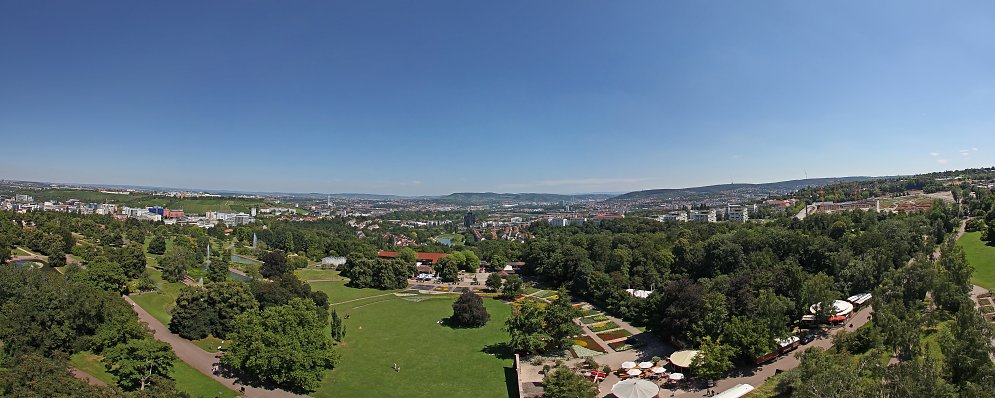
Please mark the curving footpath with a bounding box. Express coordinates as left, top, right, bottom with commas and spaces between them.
123, 296, 307, 398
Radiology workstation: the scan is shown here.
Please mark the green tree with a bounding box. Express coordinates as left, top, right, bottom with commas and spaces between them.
103, 338, 176, 391
500, 274, 524, 299
397, 247, 418, 265
73, 259, 129, 295
46, 249, 67, 268
485, 273, 503, 291
460, 250, 480, 272
451, 290, 490, 327
206, 250, 231, 283
330, 308, 346, 342
170, 282, 259, 339
505, 298, 551, 355
147, 235, 167, 255
690, 336, 735, 380
939, 303, 995, 386
542, 365, 597, 398
0, 353, 117, 398
116, 241, 148, 279
434, 258, 459, 283
159, 245, 195, 283
260, 250, 290, 278
722, 316, 775, 360
546, 287, 581, 348
222, 298, 339, 392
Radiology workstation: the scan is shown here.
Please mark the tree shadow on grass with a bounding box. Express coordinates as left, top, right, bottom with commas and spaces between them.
482, 342, 515, 360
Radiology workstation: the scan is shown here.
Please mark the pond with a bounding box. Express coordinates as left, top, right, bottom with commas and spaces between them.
229, 270, 252, 282
231, 254, 262, 265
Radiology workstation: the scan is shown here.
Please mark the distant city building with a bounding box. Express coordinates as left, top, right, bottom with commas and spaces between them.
463, 211, 476, 228
147, 206, 165, 216
660, 211, 688, 222
14, 194, 33, 202
206, 211, 255, 226
689, 209, 717, 223
727, 204, 749, 223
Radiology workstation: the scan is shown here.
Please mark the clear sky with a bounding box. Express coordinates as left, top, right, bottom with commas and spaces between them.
2, 1, 994, 195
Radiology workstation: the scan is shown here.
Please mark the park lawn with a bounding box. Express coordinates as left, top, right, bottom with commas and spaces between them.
14, 246, 38, 256
69, 351, 115, 385
192, 336, 225, 353
957, 231, 995, 290
69, 352, 237, 398
309, 280, 400, 304
170, 359, 238, 398
131, 268, 187, 325
314, 297, 514, 398
295, 268, 345, 282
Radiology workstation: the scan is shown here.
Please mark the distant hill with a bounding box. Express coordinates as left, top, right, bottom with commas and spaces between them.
434, 192, 615, 205
613, 177, 880, 201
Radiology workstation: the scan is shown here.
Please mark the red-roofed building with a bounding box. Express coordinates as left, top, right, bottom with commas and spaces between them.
377, 250, 448, 265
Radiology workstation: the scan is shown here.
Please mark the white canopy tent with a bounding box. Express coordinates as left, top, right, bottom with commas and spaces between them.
668, 350, 701, 368
668, 372, 685, 381
713, 384, 755, 398
627, 368, 643, 376
621, 361, 637, 369
610, 379, 660, 398
638, 361, 654, 369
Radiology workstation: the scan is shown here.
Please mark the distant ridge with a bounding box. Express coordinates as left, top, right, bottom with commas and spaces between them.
613, 176, 880, 201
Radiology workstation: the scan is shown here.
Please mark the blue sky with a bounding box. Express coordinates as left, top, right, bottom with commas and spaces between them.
2, 1, 994, 195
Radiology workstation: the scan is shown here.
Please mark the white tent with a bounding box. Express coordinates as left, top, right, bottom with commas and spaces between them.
638, 361, 654, 369
627, 368, 643, 376
621, 361, 637, 369
668, 372, 685, 381
713, 384, 755, 398
669, 350, 701, 368
650, 367, 667, 374
610, 379, 660, 398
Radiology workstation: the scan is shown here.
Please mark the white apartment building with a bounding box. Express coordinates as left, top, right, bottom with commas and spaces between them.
727, 204, 749, 223
660, 211, 688, 222
689, 209, 717, 223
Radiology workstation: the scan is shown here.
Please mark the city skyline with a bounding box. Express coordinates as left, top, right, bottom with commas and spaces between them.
2, 1, 995, 195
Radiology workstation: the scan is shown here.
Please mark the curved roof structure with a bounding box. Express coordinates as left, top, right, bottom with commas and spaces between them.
669, 350, 701, 368
809, 300, 854, 317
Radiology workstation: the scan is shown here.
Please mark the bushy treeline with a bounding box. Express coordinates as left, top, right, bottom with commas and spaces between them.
515, 202, 959, 362
0, 267, 186, 396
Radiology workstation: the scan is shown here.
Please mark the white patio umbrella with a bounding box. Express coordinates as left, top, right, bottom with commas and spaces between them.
627, 368, 643, 376
620, 361, 637, 369
651, 366, 667, 374
638, 361, 654, 369
610, 379, 661, 398
669, 372, 685, 381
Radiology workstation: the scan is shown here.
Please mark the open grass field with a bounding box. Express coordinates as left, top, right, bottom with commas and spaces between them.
69, 351, 237, 398
314, 296, 514, 398
130, 268, 186, 325
957, 231, 995, 290
294, 268, 345, 282
309, 280, 401, 304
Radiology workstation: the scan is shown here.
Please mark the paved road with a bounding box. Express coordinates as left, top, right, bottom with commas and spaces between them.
123, 296, 307, 398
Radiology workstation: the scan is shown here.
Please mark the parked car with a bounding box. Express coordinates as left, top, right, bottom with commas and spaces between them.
800, 334, 816, 345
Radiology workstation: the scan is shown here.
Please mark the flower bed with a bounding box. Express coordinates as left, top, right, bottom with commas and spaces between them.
534, 290, 556, 298
608, 341, 633, 351
589, 321, 620, 332
572, 335, 607, 353
578, 308, 600, 317
596, 330, 632, 341
981, 305, 995, 314
581, 315, 609, 324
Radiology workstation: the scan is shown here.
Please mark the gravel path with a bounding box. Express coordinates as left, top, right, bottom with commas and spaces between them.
124, 295, 307, 398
